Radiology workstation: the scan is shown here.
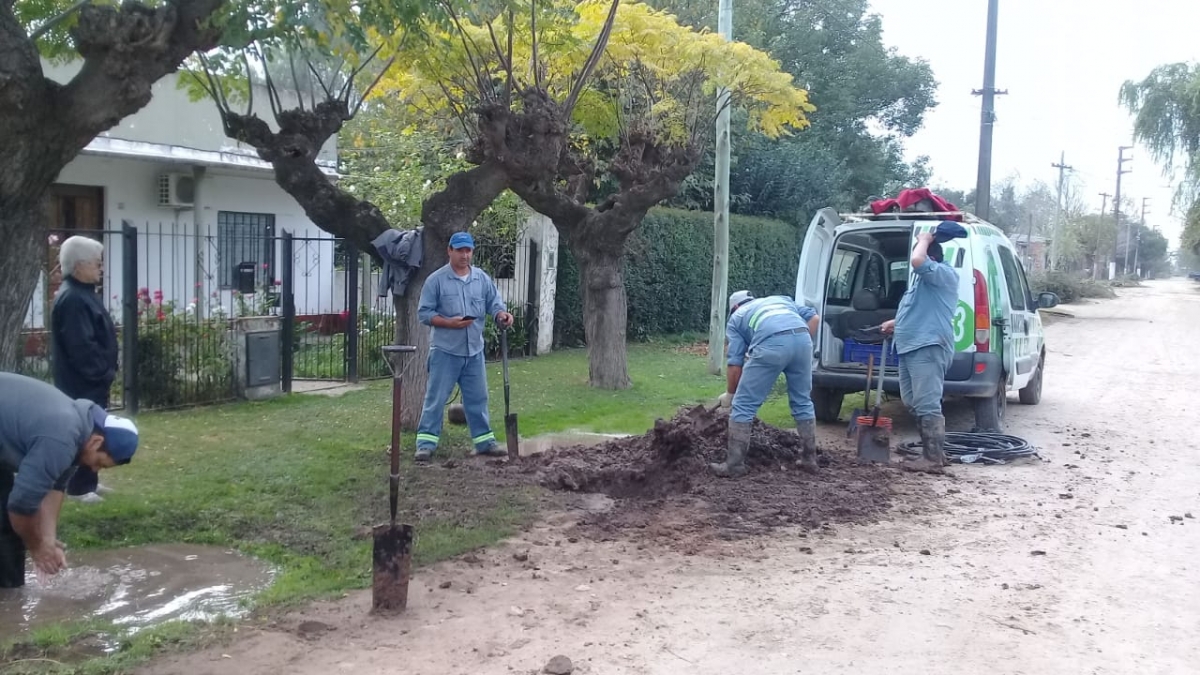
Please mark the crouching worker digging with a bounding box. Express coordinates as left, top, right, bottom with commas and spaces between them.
1, 373, 139, 587
711, 291, 822, 478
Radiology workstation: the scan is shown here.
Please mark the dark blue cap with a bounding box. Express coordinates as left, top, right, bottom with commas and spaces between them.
934, 221, 969, 243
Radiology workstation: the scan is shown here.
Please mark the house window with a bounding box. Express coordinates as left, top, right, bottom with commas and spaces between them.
218, 211, 276, 290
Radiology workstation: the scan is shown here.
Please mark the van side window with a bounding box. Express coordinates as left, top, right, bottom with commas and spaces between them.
826, 249, 861, 305
889, 261, 908, 282
997, 247, 1027, 311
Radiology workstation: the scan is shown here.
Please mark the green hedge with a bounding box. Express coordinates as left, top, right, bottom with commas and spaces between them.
554, 207, 800, 345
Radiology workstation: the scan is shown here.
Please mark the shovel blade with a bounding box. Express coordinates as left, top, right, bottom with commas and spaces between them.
505, 413, 520, 457
371, 523, 414, 614
856, 425, 892, 465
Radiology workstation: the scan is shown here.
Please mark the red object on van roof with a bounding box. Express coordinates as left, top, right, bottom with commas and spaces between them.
868, 188, 963, 221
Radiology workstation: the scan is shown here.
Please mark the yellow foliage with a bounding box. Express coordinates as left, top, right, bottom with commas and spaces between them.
377, 0, 813, 143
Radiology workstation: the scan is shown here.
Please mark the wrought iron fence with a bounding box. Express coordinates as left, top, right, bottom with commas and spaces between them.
21, 222, 542, 411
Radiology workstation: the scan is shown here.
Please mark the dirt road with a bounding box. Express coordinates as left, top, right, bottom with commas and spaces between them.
143, 279, 1200, 675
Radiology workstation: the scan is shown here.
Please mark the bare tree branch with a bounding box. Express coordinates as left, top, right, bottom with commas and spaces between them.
241, 51, 254, 116
350, 55, 396, 119
251, 43, 284, 119
307, 59, 334, 101
439, 0, 492, 102
338, 42, 385, 103
287, 48, 306, 111
196, 52, 232, 116
563, 0, 620, 118
530, 0, 540, 90
28, 0, 91, 41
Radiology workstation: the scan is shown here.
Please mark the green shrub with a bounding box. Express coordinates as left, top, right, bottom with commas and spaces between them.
554, 207, 799, 345
1029, 270, 1117, 304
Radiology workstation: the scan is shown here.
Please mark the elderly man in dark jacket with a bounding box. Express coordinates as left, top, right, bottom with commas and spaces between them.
51, 235, 119, 501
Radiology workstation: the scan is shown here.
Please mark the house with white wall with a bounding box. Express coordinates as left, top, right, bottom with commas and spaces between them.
23, 61, 341, 331
22, 61, 560, 356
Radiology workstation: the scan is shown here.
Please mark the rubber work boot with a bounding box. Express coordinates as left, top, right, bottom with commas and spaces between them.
922, 415, 947, 466
904, 415, 946, 473
795, 418, 819, 475
710, 421, 752, 478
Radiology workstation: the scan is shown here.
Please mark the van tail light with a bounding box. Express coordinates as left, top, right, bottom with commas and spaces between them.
973, 269, 990, 352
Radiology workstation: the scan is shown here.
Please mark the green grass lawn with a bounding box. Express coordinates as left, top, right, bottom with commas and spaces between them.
3, 339, 828, 672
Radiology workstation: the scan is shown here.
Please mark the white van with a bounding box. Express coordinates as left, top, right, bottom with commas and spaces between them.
795, 207, 1060, 432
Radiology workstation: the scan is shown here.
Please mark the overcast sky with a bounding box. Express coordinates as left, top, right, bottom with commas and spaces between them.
867, 0, 1198, 248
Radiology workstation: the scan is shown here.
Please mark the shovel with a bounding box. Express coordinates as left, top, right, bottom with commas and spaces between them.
846, 352, 874, 438
373, 345, 417, 615
500, 326, 520, 457
855, 336, 892, 465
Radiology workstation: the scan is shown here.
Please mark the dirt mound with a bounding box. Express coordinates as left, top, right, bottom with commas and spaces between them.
517, 405, 901, 544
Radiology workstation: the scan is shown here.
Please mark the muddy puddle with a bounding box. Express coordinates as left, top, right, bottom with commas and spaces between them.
519, 431, 629, 455
0, 543, 273, 638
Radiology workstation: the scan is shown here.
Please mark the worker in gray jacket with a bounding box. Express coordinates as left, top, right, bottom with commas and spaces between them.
1, 373, 139, 587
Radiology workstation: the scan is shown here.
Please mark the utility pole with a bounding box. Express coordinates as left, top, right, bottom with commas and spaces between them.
706, 0, 734, 376
1113, 146, 1133, 276
1134, 197, 1149, 277
972, 0, 1007, 221
1049, 151, 1073, 271
1095, 192, 1110, 280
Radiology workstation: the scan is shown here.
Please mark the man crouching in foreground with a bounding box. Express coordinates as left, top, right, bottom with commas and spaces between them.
1, 372, 139, 587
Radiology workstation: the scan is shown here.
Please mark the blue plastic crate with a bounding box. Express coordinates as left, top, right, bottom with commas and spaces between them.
842, 338, 898, 367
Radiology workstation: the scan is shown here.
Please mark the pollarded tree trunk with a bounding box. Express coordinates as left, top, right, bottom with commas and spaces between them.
571, 235, 632, 389
0, 203, 47, 371
0, 0, 225, 371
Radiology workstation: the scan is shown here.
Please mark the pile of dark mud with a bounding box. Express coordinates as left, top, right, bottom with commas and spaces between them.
515, 405, 903, 543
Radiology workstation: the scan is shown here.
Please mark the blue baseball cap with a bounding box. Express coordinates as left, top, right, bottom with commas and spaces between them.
89, 405, 139, 465
934, 220, 969, 243
448, 232, 475, 250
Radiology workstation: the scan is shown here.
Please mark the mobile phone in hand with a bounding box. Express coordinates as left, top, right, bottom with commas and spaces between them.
461, 316, 477, 321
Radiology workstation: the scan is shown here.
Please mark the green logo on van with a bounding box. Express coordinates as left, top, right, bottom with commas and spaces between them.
953, 299, 973, 351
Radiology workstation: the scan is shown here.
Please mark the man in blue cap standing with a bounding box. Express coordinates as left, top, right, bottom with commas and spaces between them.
0, 372, 139, 587
881, 224, 963, 470
711, 290, 822, 477
415, 231, 514, 462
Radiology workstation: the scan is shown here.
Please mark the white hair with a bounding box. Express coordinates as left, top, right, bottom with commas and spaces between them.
59, 235, 105, 277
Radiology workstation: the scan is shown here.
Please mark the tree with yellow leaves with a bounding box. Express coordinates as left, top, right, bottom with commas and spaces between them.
384, 0, 814, 388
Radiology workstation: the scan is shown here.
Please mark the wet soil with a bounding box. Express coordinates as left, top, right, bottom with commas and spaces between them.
514, 405, 903, 544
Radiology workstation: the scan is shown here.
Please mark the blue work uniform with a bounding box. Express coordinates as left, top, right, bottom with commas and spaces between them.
893, 258, 959, 418
415, 264, 508, 454
727, 296, 818, 424
0, 373, 96, 588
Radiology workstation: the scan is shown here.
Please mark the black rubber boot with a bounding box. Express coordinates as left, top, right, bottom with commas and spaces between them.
710, 421, 751, 478
795, 418, 819, 475
921, 415, 947, 466
903, 415, 947, 473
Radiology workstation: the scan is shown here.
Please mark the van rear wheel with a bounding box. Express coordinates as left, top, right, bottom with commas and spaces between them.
812, 387, 845, 423
973, 377, 1006, 432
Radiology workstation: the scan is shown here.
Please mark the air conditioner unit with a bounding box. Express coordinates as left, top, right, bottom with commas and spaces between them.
157, 173, 195, 208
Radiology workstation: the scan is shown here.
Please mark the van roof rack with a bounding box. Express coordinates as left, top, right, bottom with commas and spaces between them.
838, 211, 989, 224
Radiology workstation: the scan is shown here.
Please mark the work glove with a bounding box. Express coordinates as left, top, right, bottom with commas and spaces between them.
716, 392, 733, 409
